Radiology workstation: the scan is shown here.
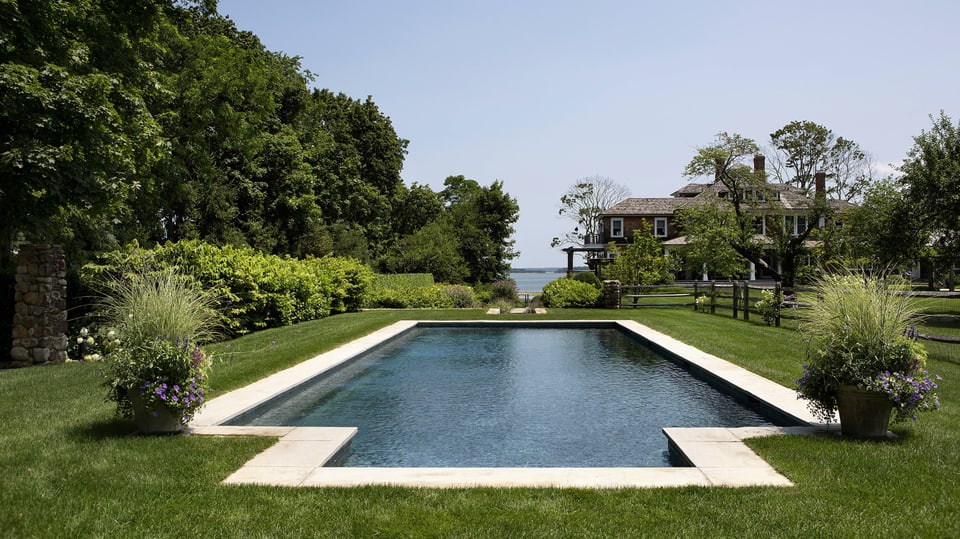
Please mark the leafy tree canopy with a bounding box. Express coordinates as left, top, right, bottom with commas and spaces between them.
1, 0, 516, 287
900, 111, 960, 288
601, 224, 674, 285
768, 120, 873, 201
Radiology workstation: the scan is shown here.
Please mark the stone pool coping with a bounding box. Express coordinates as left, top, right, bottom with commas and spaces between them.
189, 320, 834, 488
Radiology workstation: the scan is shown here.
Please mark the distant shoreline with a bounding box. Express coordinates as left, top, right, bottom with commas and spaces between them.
509, 267, 586, 274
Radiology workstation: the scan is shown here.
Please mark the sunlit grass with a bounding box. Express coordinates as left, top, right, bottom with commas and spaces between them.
1, 307, 958, 537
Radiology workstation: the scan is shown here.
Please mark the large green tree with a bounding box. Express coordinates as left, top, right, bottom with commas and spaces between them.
684, 131, 837, 286
842, 178, 925, 269
380, 176, 519, 283
768, 120, 873, 201
674, 200, 749, 279
900, 111, 960, 289
440, 176, 519, 283
0, 0, 169, 265
304, 90, 409, 259
379, 219, 469, 283
141, 8, 310, 250
682, 133, 772, 277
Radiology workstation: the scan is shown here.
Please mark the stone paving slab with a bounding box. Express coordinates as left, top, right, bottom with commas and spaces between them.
298, 466, 713, 489
224, 465, 317, 486
214, 426, 356, 486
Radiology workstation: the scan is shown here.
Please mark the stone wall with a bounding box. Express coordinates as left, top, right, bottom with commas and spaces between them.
8, 245, 68, 367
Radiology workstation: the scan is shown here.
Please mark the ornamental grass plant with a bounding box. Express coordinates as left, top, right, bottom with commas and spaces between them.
795, 272, 940, 422
94, 270, 220, 420
95, 270, 220, 345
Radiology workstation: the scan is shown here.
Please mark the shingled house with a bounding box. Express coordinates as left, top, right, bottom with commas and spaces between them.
565, 156, 852, 279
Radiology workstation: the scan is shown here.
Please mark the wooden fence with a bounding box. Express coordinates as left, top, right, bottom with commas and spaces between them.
620, 280, 805, 327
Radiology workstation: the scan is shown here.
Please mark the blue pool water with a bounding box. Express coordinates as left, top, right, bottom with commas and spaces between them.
229, 327, 778, 467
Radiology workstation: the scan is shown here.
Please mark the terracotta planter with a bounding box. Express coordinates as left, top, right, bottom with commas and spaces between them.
128, 389, 184, 434
836, 384, 894, 438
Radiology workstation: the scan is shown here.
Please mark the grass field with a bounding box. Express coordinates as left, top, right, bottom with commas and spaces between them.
1, 308, 958, 537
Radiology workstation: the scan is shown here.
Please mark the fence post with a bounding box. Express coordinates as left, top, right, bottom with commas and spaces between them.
693, 281, 699, 311
774, 281, 782, 327
731, 281, 738, 318
743, 281, 750, 321
710, 281, 716, 314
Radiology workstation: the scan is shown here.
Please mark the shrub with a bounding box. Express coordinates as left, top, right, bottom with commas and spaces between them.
444, 285, 477, 308
81, 241, 373, 336
541, 278, 601, 308
371, 273, 435, 289
755, 288, 782, 326
364, 275, 477, 309
488, 279, 519, 303
572, 271, 602, 289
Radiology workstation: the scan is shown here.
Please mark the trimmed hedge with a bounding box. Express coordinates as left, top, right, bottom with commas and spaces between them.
541, 277, 601, 308
81, 241, 374, 335
364, 274, 477, 309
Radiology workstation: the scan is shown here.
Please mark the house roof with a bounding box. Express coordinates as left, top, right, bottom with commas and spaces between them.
670, 183, 711, 197
601, 197, 692, 217
604, 181, 852, 217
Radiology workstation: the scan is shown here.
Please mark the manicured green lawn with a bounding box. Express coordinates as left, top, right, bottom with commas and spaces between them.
2, 308, 958, 537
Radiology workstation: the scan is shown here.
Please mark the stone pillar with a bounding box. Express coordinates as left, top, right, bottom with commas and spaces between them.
9, 245, 68, 367
603, 280, 621, 309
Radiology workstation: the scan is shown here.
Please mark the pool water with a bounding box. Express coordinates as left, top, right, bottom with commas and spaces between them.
228, 327, 777, 467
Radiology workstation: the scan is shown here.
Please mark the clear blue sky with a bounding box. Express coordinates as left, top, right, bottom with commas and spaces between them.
218, 0, 959, 268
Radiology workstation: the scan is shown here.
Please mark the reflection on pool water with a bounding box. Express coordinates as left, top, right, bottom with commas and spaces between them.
228, 326, 782, 467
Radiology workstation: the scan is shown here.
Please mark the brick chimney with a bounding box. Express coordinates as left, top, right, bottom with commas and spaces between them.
754, 154, 766, 182
814, 170, 826, 198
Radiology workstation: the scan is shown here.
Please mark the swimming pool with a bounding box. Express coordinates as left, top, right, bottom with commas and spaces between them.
226, 323, 792, 467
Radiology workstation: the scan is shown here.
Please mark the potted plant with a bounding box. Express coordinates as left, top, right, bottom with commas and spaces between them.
107, 337, 211, 433
95, 270, 219, 433
795, 272, 940, 437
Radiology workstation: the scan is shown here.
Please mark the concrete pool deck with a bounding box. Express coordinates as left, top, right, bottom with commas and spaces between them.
189, 320, 834, 489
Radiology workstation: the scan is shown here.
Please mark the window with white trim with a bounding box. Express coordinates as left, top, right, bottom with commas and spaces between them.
654, 217, 668, 237
784, 215, 809, 236
611, 218, 624, 238
796, 215, 808, 235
